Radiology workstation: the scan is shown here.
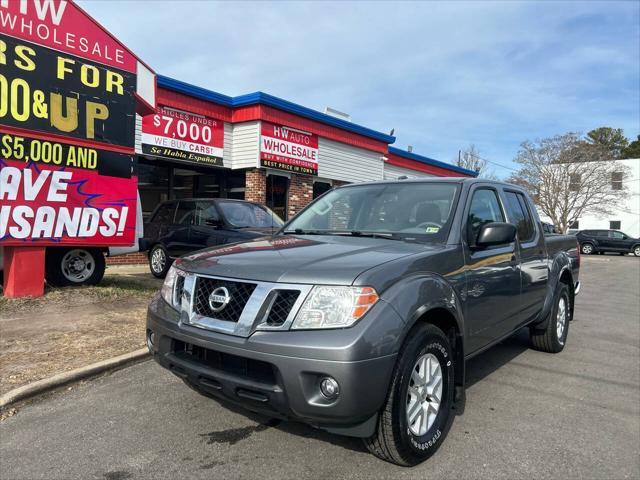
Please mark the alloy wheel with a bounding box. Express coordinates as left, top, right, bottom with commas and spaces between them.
556, 296, 567, 344
406, 353, 443, 436
151, 248, 166, 274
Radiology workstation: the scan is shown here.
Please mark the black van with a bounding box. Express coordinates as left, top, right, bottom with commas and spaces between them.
576, 229, 640, 257
143, 199, 283, 277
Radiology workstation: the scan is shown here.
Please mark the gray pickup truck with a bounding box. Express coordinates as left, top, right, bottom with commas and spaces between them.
147, 178, 580, 466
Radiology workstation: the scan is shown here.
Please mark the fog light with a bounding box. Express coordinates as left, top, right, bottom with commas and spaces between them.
146, 330, 155, 351
320, 377, 340, 399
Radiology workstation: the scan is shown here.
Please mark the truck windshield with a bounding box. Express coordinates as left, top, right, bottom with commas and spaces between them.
284, 182, 460, 242
218, 201, 284, 228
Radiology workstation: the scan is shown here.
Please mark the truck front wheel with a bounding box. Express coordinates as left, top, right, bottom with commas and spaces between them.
45, 248, 106, 287
364, 324, 455, 466
530, 283, 570, 353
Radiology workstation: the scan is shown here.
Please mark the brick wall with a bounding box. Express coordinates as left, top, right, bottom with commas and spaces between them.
245, 168, 266, 204
106, 252, 147, 265
288, 174, 314, 218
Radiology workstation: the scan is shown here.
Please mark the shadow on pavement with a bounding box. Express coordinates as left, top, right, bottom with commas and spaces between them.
197, 392, 368, 453
190, 328, 532, 455
464, 327, 531, 389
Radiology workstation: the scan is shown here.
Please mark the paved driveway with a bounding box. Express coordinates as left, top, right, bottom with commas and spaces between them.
1, 255, 639, 479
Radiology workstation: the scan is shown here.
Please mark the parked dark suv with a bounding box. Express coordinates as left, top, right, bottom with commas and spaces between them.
143, 199, 283, 277
576, 229, 640, 257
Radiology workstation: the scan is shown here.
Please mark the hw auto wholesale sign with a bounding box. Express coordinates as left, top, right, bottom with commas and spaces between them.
0, 0, 152, 247
141, 106, 224, 167
260, 122, 318, 175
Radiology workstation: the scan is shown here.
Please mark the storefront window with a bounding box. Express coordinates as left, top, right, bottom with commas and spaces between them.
172, 168, 197, 200
313, 181, 332, 199
137, 157, 248, 218
138, 161, 169, 219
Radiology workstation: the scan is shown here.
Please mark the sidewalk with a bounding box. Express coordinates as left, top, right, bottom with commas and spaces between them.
0, 265, 161, 396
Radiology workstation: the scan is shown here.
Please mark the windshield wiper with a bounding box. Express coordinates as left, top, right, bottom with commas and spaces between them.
348, 231, 403, 241
283, 229, 403, 240
282, 229, 327, 235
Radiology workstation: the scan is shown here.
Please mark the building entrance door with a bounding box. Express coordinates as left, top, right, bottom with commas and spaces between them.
266, 174, 289, 220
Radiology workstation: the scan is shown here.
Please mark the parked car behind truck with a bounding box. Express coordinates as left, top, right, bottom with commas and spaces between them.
576, 229, 640, 256
142, 198, 283, 278
147, 178, 580, 466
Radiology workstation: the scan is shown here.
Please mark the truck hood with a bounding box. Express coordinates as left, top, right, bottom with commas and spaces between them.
177, 234, 438, 285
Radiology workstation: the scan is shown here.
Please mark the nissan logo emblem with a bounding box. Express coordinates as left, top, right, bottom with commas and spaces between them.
208, 286, 231, 312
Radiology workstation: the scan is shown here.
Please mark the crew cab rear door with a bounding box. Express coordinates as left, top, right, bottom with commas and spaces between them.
462, 185, 522, 354
501, 188, 548, 324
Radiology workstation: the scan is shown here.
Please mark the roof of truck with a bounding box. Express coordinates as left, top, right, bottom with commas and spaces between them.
338, 177, 512, 187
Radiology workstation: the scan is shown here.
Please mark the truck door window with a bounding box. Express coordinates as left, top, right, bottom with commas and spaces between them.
467, 189, 505, 246
504, 191, 534, 242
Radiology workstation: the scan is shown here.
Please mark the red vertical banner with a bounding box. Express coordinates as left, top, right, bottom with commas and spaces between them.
0, 0, 155, 296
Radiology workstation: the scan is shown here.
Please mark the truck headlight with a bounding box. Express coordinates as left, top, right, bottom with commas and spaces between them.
291, 286, 379, 329
160, 265, 183, 309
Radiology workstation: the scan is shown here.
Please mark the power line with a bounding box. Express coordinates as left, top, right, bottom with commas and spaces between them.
463, 151, 519, 172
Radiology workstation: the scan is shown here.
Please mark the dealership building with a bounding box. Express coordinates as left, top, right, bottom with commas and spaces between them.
134, 75, 477, 224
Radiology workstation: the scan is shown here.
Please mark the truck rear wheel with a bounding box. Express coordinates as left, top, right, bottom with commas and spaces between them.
364, 324, 455, 466
45, 247, 106, 287
530, 283, 570, 353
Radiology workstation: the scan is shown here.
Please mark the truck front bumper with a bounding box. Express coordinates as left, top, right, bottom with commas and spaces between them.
146, 296, 398, 437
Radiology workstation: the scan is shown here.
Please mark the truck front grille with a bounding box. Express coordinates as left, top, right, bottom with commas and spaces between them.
193, 277, 257, 322
173, 274, 185, 307
265, 290, 300, 326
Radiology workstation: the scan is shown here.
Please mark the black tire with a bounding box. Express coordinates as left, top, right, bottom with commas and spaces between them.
148, 244, 171, 278
45, 247, 105, 287
633, 245, 640, 257
364, 324, 455, 466
580, 243, 594, 255
530, 283, 570, 353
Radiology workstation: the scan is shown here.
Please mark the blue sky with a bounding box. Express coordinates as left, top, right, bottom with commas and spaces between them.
80, 0, 639, 177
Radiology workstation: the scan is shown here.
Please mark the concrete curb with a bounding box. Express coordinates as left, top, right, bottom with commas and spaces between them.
0, 348, 150, 409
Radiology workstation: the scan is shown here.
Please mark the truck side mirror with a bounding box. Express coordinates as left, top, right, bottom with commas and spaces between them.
476, 222, 517, 247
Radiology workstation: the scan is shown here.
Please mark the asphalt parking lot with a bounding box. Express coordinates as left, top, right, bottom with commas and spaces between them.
1, 255, 639, 480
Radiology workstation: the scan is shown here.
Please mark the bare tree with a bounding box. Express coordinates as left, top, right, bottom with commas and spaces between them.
509, 133, 630, 233
456, 145, 497, 179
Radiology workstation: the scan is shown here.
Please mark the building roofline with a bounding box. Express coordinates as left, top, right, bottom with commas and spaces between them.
388, 147, 479, 177
157, 75, 396, 145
